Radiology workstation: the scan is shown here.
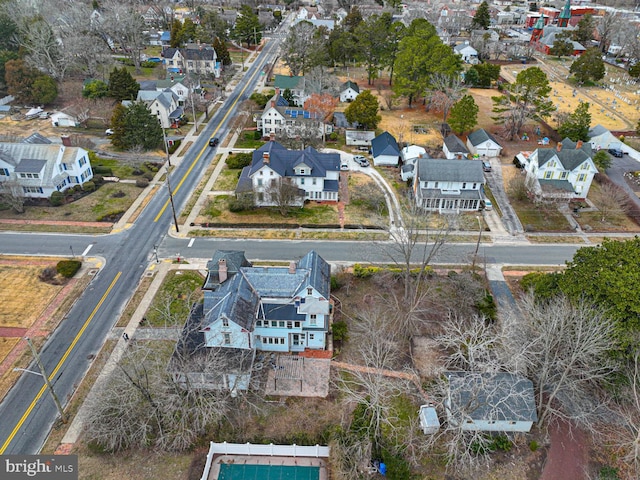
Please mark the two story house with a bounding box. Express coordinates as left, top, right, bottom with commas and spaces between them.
170, 250, 332, 392
257, 94, 327, 140
273, 75, 307, 107
236, 140, 340, 205
371, 131, 401, 167
162, 43, 221, 78
0, 138, 93, 199
125, 90, 182, 129
446, 372, 537, 433
523, 138, 598, 200
413, 158, 485, 212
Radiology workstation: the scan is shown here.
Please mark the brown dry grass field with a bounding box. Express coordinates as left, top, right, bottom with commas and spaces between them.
0, 263, 64, 329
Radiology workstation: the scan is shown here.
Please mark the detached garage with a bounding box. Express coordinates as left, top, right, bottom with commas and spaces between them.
467, 129, 503, 157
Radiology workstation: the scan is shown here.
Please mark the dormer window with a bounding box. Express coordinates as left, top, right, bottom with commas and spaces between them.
300, 169, 306, 175
307, 287, 313, 295
222, 318, 229, 327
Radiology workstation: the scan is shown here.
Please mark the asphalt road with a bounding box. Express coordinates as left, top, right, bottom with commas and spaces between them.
0, 36, 281, 454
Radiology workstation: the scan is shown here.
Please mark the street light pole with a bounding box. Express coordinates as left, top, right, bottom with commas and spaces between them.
165, 167, 180, 234
24, 338, 67, 423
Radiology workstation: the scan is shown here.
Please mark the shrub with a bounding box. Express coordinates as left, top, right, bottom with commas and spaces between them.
111, 190, 126, 198
82, 181, 96, 192
228, 195, 254, 212
476, 291, 497, 322
253, 130, 262, 140
50, 191, 65, 206
143, 172, 154, 181
490, 435, 512, 452
140, 60, 158, 68
353, 263, 380, 278
93, 165, 113, 175
168, 140, 181, 154
92, 174, 104, 184
529, 440, 539, 452
132, 168, 143, 176
135, 178, 149, 188
332, 320, 348, 342
330, 275, 342, 290
226, 152, 252, 169
57, 259, 82, 278
39, 266, 58, 283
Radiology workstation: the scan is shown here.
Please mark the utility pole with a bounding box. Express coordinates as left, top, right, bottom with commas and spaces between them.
472, 215, 483, 270
162, 128, 179, 233
24, 337, 67, 424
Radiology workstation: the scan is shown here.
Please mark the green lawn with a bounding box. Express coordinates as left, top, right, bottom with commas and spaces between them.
145, 270, 205, 327
91, 157, 163, 180
234, 131, 266, 149
213, 167, 241, 191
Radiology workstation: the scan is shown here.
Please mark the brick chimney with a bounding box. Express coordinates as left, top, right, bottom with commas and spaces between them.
271, 99, 276, 107
263, 152, 270, 164
218, 258, 227, 283
556, 142, 563, 152
275, 87, 280, 96
576, 140, 583, 149
61, 135, 71, 147
289, 261, 296, 274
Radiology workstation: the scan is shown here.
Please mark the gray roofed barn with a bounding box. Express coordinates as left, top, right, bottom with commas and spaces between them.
371, 131, 400, 166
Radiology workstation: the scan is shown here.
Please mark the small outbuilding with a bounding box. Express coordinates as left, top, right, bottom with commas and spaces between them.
371, 131, 400, 167
419, 404, 440, 434
466, 129, 503, 157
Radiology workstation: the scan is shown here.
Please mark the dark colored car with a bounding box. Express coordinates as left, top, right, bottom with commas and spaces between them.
209, 137, 220, 147
608, 148, 623, 157
482, 160, 492, 172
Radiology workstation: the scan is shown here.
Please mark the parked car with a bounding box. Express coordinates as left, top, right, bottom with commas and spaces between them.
353, 155, 369, 167
105, 128, 114, 136
340, 161, 349, 171
209, 137, 220, 147
482, 160, 492, 172
482, 199, 493, 210
608, 147, 623, 157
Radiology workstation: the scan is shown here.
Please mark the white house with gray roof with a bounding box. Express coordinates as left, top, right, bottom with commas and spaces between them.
162, 44, 220, 78
371, 131, 401, 166
339, 81, 360, 102
125, 90, 182, 128
523, 138, 597, 200
170, 250, 332, 392
236, 140, 340, 205
413, 157, 484, 212
443, 134, 470, 159
0, 141, 93, 199
257, 93, 327, 139
446, 372, 537, 432
467, 129, 503, 157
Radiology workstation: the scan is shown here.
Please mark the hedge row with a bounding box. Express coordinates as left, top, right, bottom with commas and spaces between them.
198, 222, 385, 230
57, 260, 82, 278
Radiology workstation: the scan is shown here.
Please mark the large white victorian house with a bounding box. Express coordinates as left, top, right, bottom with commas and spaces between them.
236, 140, 340, 205
523, 138, 598, 200
0, 138, 93, 198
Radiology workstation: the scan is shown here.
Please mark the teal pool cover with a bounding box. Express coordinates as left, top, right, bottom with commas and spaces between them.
218, 463, 320, 480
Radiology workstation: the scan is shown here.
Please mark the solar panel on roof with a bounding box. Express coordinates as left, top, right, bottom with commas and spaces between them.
285, 109, 291, 115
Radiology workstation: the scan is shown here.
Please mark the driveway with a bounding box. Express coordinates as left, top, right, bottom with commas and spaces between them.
483, 157, 525, 236
605, 154, 640, 210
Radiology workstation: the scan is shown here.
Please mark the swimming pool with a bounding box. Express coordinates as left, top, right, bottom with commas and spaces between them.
217, 463, 320, 480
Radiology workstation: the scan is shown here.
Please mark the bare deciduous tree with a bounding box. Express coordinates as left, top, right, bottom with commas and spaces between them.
0, 180, 25, 213
265, 178, 304, 216
593, 182, 628, 223
426, 73, 464, 123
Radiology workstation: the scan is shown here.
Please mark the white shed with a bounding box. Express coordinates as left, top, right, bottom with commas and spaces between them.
419, 404, 440, 434
50, 111, 79, 128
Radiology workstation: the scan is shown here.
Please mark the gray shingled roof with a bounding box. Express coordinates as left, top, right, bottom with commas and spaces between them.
588, 124, 609, 138
467, 129, 501, 147
537, 140, 592, 171
341, 80, 359, 93
204, 251, 252, 290
22, 133, 52, 145
443, 134, 469, 154
247, 141, 339, 179
539, 179, 575, 192
14, 158, 46, 173
416, 158, 484, 183
298, 250, 331, 300
371, 131, 400, 157
204, 273, 259, 331
262, 303, 306, 321
447, 372, 537, 423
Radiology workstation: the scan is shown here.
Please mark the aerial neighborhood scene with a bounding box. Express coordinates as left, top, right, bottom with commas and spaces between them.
2, 0, 640, 478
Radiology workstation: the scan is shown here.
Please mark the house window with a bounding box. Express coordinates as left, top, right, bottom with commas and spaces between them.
22, 187, 43, 194
560, 172, 568, 179
271, 321, 278, 327
300, 169, 306, 175
256, 320, 262, 327
312, 178, 317, 185
257, 179, 263, 186
294, 321, 301, 328
309, 334, 315, 340
223, 333, 231, 345
300, 178, 305, 185
434, 181, 439, 188
287, 321, 292, 328
310, 314, 317, 326
0, 168, 8, 176
462, 182, 466, 189
270, 171, 273, 176
278, 321, 285, 327
578, 174, 586, 181
472, 183, 477, 189
466, 420, 474, 424
222, 318, 229, 327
